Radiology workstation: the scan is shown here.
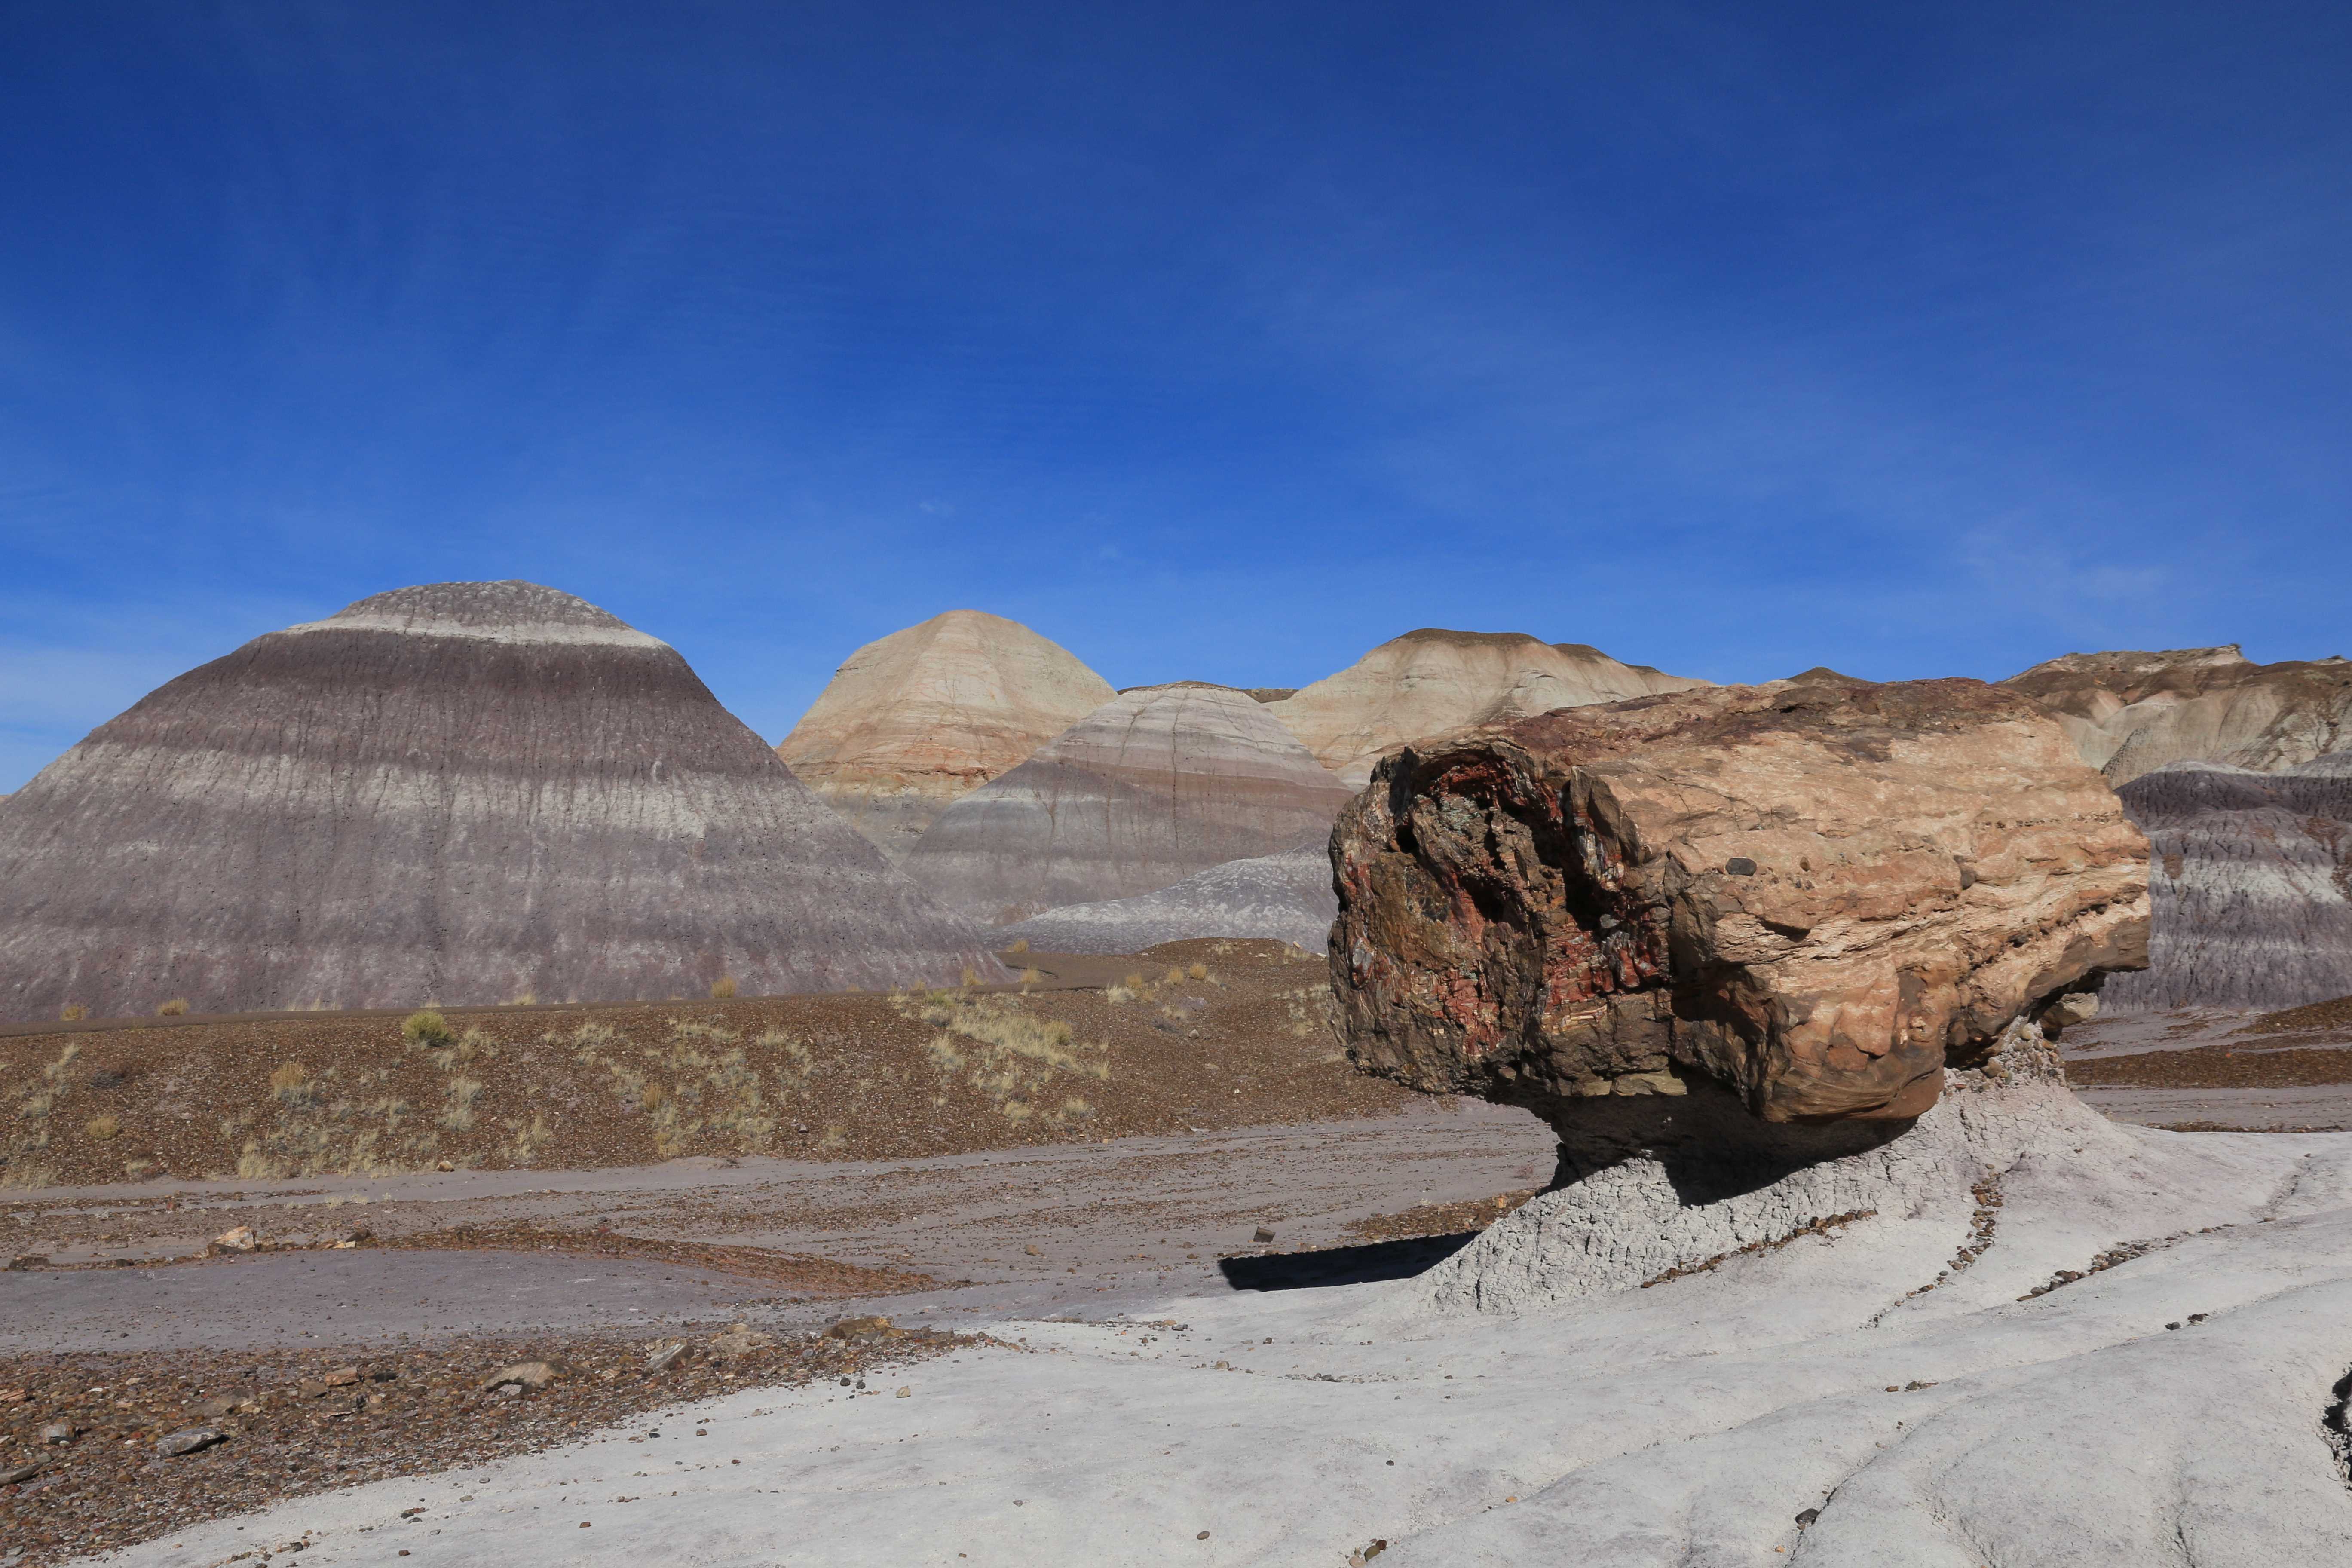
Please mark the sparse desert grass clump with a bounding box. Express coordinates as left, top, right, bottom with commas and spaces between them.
402, 1008, 455, 1048
1007, 937, 1030, 953
1020, 967, 1044, 986
439, 1075, 485, 1131
83, 1113, 119, 1141
710, 975, 739, 999
1188, 962, 1210, 981
565, 1015, 787, 1157
59, 1003, 87, 1023
895, 988, 1108, 1127
268, 1062, 316, 1107
1279, 982, 1338, 1041
157, 998, 190, 1017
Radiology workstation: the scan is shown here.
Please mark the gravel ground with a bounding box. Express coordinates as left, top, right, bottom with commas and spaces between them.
0, 941, 1403, 1190
0, 1102, 1560, 1561
1, 1317, 970, 1567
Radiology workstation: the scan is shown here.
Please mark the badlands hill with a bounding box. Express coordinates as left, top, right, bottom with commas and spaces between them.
775, 610, 1114, 858
2104, 750, 2352, 1011
993, 834, 1336, 954
1266, 628, 1706, 786
904, 683, 1355, 925
0, 582, 995, 1022
2003, 643, 2352, 784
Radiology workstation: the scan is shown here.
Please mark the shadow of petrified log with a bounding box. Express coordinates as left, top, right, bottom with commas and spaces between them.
1527, 1078, 1917, 1208
1218, 1233, 1479, 1292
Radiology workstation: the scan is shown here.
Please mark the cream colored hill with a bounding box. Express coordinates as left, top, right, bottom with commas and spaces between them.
1265, 628, 1707, 786
2002, 645, 2352, 784
904, 683, 1355, 925
777, 610, 1115, 857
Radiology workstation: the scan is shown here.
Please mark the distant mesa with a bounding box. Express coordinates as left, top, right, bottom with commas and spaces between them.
2003, 644, 2352, 785
903, 683, 1356, 925
1265, 628, 1708, 787
993, 834, 1336, 955
2104, 750, 2352, 1012
776, 610, 1115, 858
0, 581, 998, 1022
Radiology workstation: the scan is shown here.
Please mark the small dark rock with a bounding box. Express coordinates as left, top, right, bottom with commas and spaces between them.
154, 1427, 228, 1457
1725, 857, 1758, 876
1795, 1508, 1820, 1527
1253, 1227, 1276, 1243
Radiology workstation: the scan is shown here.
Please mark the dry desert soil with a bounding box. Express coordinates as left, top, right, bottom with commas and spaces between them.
10, 953, 2352, 1564
0, 940, 1568, 1564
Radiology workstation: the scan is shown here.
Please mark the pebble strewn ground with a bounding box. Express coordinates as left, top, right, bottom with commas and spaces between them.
0, 1319, 969, 1567
0, 941, 1404, 1190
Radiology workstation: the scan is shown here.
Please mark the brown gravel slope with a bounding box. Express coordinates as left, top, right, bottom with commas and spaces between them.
2244, 994, 2352, 1034
2068, 1047, 2352, 1090
0, 942, 1405, 1189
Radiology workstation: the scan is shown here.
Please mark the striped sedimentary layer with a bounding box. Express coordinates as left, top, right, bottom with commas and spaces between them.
904, 683, 1356, 925
0, 581, 997, 1021
2105, 751, 2352, 1011
993, 836, 1337, 955
2003, 645, 2352, 784
776, 610, 1115, 858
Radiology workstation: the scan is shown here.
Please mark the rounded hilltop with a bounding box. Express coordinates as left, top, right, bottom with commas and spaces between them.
0, 580, 995, 1021
282, 579, 666, 644
777, 609, 1115, 858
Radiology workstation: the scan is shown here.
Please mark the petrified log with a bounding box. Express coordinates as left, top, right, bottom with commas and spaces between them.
1331, 677, 2150, 1126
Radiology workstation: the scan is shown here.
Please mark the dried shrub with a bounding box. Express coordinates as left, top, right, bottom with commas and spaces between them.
1187, 963, 1209, 981
59, 1003, 87, 1023
710, 976, 739, 1000
157, 999, 190, 1017
83, 1114, 120, 1141
402, 1008, 455, 1048
439, 1075, 485, 1131
268, 1063, 315, 1107
1007, 938, 1030, 954
894, 990, 1108, 1127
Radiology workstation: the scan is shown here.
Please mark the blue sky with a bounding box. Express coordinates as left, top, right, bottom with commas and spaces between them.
3, 1, 2348, 790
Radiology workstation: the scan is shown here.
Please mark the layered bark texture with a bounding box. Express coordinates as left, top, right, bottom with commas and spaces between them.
1331, 678, 2150, 1124
0, 581, 998, 1021
2104, 751, 2352, 1011
1266, 628, 1706, 787
2004, 644, 2352, 784
904, 683, 1356, 925
775, 610, 1115, 857
992, 835, 1337, 955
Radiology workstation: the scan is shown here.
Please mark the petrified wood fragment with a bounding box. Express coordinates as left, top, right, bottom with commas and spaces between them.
1331, 677, 2150, 1124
